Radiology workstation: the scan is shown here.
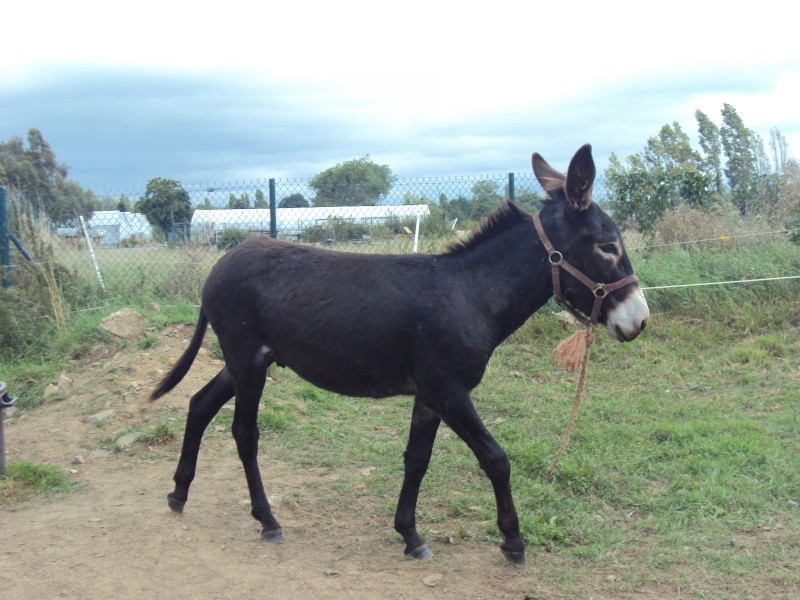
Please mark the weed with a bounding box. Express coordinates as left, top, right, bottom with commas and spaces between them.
140, 420, 180, 445
0, 460, 77, 505
136, 335, 160, 350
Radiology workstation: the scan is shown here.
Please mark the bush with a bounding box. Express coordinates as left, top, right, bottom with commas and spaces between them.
653, 204, 772, 246
217, 227, 249, 250
303, 217, 370, 243
1, 198, 91, 361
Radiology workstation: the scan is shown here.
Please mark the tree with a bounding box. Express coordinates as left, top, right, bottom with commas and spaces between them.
721, 103, 762, 214
470, 180, 504, 218
605, 123, 713, 232
47, 181, 98, 224
228, 192, 250, 209
508, 186, 544, 213
695, 110, 723, 194
775, 158, 800, 240
769, 128, 788, 175
309, 156, 395, 206
0, 128, 96, 224
136, 178, 192, 236
195, 197, 215, 210
642, 122, 701, 171
254, 189, 269, 209
278, 193, 309, 208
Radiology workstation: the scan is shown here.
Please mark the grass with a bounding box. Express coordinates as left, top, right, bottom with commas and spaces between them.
2, 225, 799, 597
0, 460, 78, 504
1, 298, 201, 412
228, 309, 799, 597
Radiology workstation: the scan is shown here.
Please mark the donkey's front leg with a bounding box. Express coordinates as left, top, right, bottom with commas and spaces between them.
394, 399, 441, 559
439, 394, 525, 564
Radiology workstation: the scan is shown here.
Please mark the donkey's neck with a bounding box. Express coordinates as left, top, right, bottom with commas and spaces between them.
443, 219, 552, 346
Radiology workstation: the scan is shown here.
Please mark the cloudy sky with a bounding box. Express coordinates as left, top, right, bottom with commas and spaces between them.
3, 1, 798, 192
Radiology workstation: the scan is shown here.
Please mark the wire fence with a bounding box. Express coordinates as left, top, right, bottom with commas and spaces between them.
2, 174, 799, 303
8, 173, 556, 300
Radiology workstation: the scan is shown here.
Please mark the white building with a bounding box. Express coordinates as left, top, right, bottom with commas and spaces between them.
190, 205, 431, 242
85, 211, 154, 247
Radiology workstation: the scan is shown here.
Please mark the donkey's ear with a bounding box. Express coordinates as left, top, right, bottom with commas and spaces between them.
564, 144, 595, 211
532, 152, 567, 203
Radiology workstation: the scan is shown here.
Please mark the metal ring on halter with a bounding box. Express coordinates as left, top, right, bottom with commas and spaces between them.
548, 251, 563, 265
592, 283, 607, 298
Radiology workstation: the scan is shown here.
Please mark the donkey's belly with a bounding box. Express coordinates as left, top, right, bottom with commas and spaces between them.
286, 360, 417, 399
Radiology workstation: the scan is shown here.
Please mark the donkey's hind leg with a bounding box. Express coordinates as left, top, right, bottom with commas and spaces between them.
169, 367, 235, 513
228, 358, 283, 543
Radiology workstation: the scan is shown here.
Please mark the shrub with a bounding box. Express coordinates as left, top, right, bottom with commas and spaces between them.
303, 217, 370, 243
217, 227, 249, 250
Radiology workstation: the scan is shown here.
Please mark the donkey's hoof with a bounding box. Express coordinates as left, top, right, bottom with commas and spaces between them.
501, 549, 526, 565
407, 544, 433, 559
262, 528, 284, 544
167, 495, 185, 514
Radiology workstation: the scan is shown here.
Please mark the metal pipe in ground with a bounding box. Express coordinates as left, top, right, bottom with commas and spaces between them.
0, 381, 18, 475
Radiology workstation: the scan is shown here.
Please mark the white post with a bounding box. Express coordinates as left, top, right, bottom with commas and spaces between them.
413, 215, 421, 253
79, 215, 106, 292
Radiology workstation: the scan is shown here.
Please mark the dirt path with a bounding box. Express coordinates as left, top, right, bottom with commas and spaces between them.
2, 319, 577, 600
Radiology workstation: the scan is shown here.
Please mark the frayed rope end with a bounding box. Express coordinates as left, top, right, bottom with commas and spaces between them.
553, 328, 596, 373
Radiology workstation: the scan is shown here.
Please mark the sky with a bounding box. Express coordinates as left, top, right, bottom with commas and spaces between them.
2, 1, 799, 192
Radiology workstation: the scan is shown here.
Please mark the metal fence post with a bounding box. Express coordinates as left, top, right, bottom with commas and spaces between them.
0, 381, 18, 475
508, 173, 515, 202
269, 179, 277, 238
1, 186, 11, 288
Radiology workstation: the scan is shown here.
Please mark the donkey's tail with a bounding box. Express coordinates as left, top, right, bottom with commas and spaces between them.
148, 309, 209, 402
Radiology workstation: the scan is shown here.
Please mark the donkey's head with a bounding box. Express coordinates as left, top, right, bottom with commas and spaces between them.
533, 144, 649, 342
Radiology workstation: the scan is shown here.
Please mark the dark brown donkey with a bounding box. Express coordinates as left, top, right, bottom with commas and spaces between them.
149, 144, 649, 564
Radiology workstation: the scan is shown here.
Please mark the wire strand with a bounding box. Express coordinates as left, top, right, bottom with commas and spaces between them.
628, 228, 800, 251
642, 274, 800, 291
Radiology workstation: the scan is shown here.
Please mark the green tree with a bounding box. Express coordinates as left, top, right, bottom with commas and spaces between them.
254, 189, 269, 208
309, 156, 395, 206
721, 103, 765, 214
228, 192, 250, 209
0, 128, 96, 224
279, 193, 309, 208
769, 128, 788, 175
195, 197, 215, 210
47, 181, 98, 224
605, 123, 713, 232
470, 180, 504, 218
508, 185, 544, 213
696, 109, 723, 194
439, 195, 472, 223
136, 178, 192, 236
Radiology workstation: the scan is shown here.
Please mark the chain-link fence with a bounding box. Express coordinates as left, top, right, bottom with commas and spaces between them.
7, 175, 613, 302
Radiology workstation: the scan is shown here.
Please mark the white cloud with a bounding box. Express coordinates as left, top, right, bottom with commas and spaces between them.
3, 1, 799, 189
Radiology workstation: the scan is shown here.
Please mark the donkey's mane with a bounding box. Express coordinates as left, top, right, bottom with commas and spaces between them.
444, 200, 532, 255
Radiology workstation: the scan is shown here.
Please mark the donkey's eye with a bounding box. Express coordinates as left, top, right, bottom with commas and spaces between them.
599, 243, 620, 256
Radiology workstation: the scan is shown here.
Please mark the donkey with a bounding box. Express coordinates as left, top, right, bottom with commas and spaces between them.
149, 144, 649, 564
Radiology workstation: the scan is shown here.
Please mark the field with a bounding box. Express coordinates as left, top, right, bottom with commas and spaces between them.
1, 222, 800, 598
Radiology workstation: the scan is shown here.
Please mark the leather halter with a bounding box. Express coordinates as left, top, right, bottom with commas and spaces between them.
532, 213, 639, 327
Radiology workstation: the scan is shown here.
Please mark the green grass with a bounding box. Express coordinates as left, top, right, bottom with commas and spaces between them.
0, 460, 78, 504
226, 306, 799, 597
2, 227, 799, 597
1, 298, 201, 412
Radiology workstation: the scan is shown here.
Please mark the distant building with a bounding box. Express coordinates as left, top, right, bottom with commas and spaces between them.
87, 211, 154, 247
191, 205, 431, 243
